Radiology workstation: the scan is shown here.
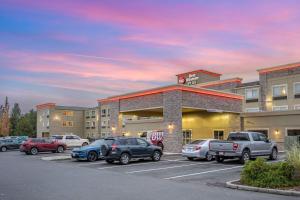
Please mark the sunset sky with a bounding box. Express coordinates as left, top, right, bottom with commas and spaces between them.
1, 0, 300, 112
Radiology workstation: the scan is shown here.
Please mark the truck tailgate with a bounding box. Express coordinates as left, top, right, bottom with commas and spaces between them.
209, 141, 234, 152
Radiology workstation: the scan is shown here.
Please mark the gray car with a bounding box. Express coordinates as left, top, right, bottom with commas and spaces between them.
0, 139, 21, 152
182, 139, 215, 161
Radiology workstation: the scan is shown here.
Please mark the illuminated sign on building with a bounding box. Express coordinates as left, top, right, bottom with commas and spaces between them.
179, 74, 199, 85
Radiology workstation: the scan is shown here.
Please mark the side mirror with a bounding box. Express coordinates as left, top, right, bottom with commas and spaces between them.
265, 139, 270, 143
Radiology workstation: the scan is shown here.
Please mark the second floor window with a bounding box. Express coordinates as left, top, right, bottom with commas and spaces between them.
245, 88, 259, 100
294, 83, 300, 97
101, 109, 106, 117
63, 111, 74, 116
272, 84, 287, 99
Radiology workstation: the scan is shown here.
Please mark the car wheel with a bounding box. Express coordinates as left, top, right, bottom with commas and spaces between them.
187, 157, 194, 161
106, 159, 114, 164
269, 148, 278, 160
240, 150, 250, 164
82, 142, 88, 146
206, 153, 213, 161
1, 146, 7, 152
30, 147, 38, 155
57, 146, 64, 153
152, 151, 161, 161
120, 153, 130, 165
216, 156, 224, 163
87, 151, 98, 162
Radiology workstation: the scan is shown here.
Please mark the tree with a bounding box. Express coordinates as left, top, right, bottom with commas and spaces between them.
15, 116, 34, 137
10, 103, 21, 135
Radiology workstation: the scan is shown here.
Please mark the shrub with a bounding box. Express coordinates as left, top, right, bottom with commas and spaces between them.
241, 157, 296, 188
287, 145, 300, 178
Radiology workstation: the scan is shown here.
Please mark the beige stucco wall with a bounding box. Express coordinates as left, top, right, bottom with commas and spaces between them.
182, 111, 241, 140
37, 108, 50, 137
49, 109, 85, 138
264, 74, 300, 111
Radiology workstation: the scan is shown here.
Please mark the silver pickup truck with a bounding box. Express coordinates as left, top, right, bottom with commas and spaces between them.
209, 132, 278, 164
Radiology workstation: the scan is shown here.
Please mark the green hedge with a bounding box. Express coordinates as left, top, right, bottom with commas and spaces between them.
240, 158, 300, 188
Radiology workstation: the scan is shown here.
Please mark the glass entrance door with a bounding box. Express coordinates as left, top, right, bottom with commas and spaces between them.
182, 130, 192, 145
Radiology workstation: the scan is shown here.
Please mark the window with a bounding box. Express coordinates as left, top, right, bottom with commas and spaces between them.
91, 121, 96, 129
86, 121, 90, 129
294, 105, 300, 110
107, 109, 110, 117
245, 108, 260, 112
287, 129, 300, 136
126, 138, 138, 145
245, 88, 259, 101
294, 83, 300, 98
248, 130, 268, 137
62, 121, 73, 127
101, 109, 106, 117
227, 133, 250, 141
101, 120, 106, 128
213, 130, 224, 140
137, 138, 148, 146
85, 111, 90, 118
272, 84, 287, 100
91, 110, 96, 118
251, 133, 260, 141
182, 130, 192, 145
272, 105, 288, 111
66, 135, 75, 140
63, 111, 73, 116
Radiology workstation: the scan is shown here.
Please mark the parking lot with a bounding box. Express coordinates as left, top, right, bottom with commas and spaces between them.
1, 151, 297, 200
49, 152, 285, 186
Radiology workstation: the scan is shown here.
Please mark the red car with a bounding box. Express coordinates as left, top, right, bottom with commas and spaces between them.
20, 138, 67, 155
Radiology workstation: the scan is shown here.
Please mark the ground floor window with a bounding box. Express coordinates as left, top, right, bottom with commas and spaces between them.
42, 132, 49, 137
248, 129, 268, 137
213, 130, 224, 140
182, 130, 192, 145
287, 129, 300, 136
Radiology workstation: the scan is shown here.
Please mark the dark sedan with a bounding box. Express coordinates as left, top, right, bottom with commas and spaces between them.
103, 137, 163, 165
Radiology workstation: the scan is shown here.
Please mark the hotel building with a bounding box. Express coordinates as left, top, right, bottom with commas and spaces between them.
37, 62, 300, 152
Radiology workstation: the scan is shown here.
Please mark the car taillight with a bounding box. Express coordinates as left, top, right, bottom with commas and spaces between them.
233, 143, 239, 151
195, 146, 201, 150
111, 144, 118, 151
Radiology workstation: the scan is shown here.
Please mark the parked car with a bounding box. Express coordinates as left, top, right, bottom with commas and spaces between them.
71, 139, 107, 162
103, 137, 163, 165
0, 139, 21, 152
20, 138, 67, 155
209, 132, 278, 164
51, 135, 89, 148
182, 139, 215, 161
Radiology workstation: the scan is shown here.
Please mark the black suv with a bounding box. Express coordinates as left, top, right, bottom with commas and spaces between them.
101, 137, 163, 165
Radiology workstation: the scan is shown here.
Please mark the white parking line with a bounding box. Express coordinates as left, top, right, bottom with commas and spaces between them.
164, 166, 243, 180
126, 163, 218, 174
97, 159, 195, 170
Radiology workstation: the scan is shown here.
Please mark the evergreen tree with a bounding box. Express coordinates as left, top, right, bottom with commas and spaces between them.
10, 103, 21, 135
16, 116, 34, 137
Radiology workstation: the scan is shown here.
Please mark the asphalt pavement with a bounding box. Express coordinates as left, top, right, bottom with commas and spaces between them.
0, 151, 297, 200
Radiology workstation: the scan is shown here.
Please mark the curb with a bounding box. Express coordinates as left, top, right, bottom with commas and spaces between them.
41, 155, 71, 161
163, 152, 181, 156
226, 180, 300, 196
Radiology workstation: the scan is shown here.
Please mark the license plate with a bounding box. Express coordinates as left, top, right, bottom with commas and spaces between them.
218, 152, 224, 155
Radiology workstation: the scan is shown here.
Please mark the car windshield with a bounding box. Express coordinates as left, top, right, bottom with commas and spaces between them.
190, 140, 206, 145
89, 140, 104, 146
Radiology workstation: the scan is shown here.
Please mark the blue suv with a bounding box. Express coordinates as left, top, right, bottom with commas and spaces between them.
71, 139, 106, 162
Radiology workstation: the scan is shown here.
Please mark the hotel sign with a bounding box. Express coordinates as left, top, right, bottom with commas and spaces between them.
179, 74, 199, 85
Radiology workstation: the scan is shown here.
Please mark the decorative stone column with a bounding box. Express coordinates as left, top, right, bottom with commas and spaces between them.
163, 90, 183, 153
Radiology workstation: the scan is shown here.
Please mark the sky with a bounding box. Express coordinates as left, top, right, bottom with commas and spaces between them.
1, 0, 300, 112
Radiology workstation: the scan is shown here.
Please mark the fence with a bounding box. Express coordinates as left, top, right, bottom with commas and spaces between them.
285, 136, 300, 150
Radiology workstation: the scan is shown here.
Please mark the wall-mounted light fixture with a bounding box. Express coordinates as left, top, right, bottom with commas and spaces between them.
53, 115, 60, 121
168, 123, 174, 130
111, 126, 116, 132
275, 129, 279, 135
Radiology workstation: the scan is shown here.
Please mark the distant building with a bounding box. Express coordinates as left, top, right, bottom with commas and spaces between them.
0, 97, 10, 136
36, 103, 99, 139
